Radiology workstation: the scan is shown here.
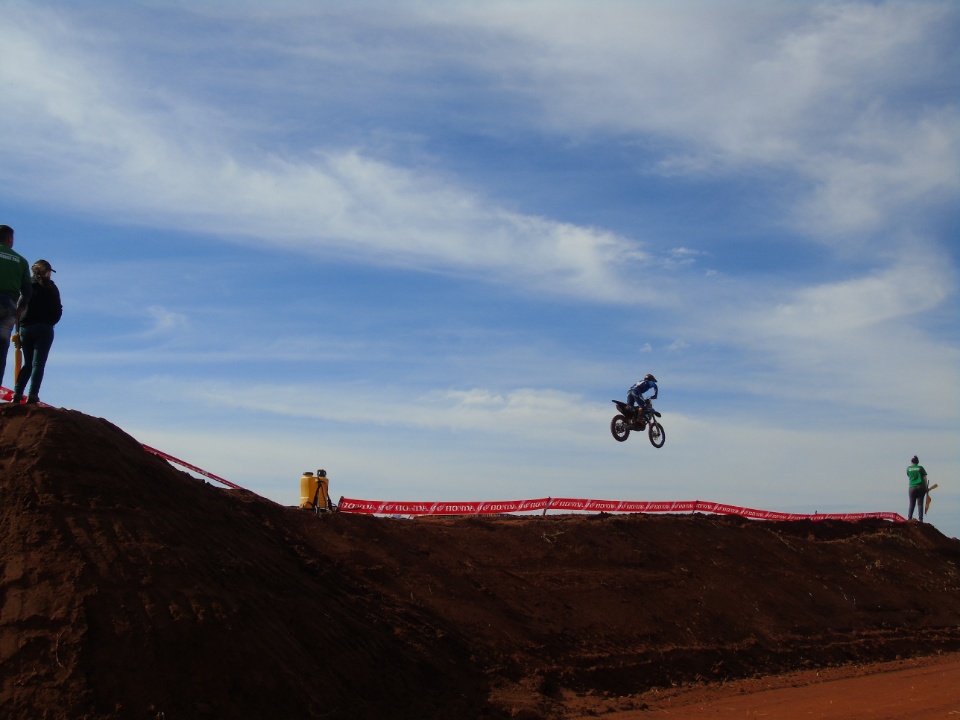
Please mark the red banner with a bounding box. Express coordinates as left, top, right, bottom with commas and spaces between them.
338, 496, 906, 523
338, 497, 551, 515
548, 498, 699, 513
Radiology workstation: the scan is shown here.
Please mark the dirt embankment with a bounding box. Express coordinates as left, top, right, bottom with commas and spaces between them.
1, 405, 959, 719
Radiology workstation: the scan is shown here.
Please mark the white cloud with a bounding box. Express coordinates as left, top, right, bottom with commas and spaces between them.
192, 381, 612, 447
419, 1, 959, 242
143, 306, 188, 337
792, 108, 960, 239
759, 255, 950, 338
0, 5, 649, 302
692, 249, 960, 417
3, 2, 954, 293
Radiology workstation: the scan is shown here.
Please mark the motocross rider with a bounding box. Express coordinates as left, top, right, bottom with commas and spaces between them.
627, 374, 658, 416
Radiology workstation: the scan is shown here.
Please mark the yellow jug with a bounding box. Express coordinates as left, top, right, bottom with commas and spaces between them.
299, 469, 330, 512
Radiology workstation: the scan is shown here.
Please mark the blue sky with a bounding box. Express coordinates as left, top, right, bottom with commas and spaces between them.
2, 1, 958, 536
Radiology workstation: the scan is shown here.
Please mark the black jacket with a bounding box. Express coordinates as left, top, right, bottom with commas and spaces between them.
19, 279, 62, 326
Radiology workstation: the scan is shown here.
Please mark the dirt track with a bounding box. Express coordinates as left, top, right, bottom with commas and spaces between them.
2, 405, 959, 719
593, 654, 960, 719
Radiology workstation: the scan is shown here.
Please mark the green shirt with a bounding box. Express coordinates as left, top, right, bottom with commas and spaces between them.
906, 463, 927, 488
0, 246, 30, 299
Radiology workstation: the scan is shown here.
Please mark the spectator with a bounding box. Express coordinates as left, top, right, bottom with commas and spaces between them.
0, 225, 32, 393
13, 260, 62, 405
906, 455, 929, 523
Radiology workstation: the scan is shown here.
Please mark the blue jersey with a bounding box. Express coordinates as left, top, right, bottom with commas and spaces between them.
629, 380, 658, 400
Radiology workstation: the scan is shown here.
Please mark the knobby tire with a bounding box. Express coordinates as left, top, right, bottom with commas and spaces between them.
648, 421, 665, 448
611, 415, 630, 442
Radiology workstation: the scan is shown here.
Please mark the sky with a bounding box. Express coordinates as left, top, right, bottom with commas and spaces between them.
1, 0, 958, 537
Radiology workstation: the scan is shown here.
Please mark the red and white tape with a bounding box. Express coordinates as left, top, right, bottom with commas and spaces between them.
140, 443, 247, 491
2, 387, 249, 492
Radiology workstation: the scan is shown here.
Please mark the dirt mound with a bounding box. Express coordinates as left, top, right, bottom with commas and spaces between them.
2, 406, 959, 719
0, 406, 487, 719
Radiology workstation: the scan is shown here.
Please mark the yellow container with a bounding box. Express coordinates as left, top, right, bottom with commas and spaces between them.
299, 470, 330, 511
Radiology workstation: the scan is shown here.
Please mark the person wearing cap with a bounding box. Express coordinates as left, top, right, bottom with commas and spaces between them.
12, 259, 62, 405
0, 225, 33, 393
627, 373, 658, 416
906, 455, 929, 523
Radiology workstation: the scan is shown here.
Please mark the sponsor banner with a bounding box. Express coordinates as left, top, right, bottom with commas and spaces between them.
338, 497, 551, 515
809, 511, 903, 522
339, 495, 907, 523
710, 504, 791, 520
547, 498, 698, 513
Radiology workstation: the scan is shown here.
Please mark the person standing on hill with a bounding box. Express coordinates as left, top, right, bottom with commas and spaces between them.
906, 455, 929, 523
0, 225, 32, 393
13, 260, 62, 405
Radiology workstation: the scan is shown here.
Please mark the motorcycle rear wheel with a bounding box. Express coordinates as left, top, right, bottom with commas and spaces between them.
648, 421, 665, 448
610, 415, 630, 442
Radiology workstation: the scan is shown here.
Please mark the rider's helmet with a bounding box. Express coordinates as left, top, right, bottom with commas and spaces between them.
644, 373, 657, 382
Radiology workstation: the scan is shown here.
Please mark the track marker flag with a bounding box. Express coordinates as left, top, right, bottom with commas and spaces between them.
926, 483, 939, 514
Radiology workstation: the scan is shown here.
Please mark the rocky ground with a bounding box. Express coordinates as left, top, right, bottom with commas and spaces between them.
1, 405, 958, 719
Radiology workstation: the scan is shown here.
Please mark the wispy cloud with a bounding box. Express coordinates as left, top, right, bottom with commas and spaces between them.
193, 381, 610, 446
142, 306, 188, 337
419, 1, 959, 242
4, 3, 954, 290
0, 4, 650, 302
684, 248, 959, 417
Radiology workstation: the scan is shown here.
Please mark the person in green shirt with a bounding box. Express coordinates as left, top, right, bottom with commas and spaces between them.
906, 455, 929, 522
0, 225, 33, 393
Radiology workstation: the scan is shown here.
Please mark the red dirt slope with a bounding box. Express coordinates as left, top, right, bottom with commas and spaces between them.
1, 405, 959, 719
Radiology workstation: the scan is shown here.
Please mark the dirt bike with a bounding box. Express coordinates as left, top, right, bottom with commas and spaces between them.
610, 399, 665, 447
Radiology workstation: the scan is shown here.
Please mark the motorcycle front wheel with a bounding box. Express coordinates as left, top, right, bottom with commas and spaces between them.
610, 415, 630, 442
648, 421, 665, 448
